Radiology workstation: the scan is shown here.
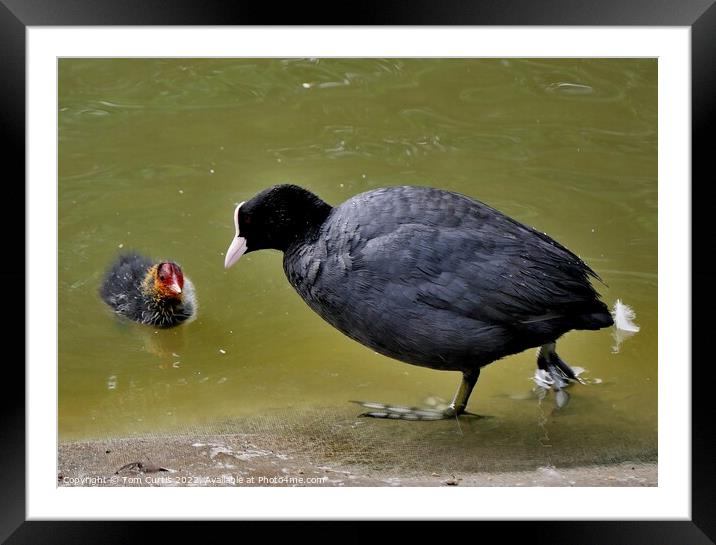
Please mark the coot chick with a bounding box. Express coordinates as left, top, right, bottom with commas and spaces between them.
224, 185, 613, 420
100, 253, 196, 328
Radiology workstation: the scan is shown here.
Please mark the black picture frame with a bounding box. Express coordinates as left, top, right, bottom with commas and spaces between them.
3, 1, 712, 542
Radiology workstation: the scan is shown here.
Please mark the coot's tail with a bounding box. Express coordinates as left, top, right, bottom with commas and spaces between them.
576, 308, 614, 330
520, 301, 613, 331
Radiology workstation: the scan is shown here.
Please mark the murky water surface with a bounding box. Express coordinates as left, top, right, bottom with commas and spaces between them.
59, 59, 656, 467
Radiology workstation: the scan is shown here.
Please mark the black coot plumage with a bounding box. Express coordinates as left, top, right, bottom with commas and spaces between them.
100, 253, 196, 328
224, 185, 613, 419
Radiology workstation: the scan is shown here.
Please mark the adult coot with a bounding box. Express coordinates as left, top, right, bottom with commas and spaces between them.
100, 253, 196, 328
224, 185, 613, 419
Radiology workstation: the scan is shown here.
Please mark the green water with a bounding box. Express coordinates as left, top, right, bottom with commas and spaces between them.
59, 59, 657, 466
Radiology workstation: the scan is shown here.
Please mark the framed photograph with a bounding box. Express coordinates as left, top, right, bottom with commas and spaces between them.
6, 0, 712, 542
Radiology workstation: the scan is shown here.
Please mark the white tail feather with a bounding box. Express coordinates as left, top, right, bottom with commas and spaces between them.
612, 299, 640, 332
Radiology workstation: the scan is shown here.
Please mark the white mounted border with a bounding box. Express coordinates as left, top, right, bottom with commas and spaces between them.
27, 26, 689, 520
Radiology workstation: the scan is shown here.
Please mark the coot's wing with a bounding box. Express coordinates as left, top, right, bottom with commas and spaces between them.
340, 187, 608, 329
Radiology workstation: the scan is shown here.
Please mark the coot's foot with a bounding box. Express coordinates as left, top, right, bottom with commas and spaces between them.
352, 369, 482, 421
534, 342, 584, 408
352, 401, 480, 420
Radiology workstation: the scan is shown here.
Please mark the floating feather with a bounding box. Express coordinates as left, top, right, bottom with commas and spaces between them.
612, 299, 640, 332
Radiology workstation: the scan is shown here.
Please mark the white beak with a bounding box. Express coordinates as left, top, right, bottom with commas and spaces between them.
225, 201, 247, 269
169, 281, 182, 294
224, 236, 247, 269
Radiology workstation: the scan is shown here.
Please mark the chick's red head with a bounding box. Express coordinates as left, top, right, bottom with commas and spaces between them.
154, 261, 184, 298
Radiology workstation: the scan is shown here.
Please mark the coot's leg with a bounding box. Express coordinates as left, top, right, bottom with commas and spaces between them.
353, 368, 481, 421
447, 368, 480, 416
534, 342, 584, 408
